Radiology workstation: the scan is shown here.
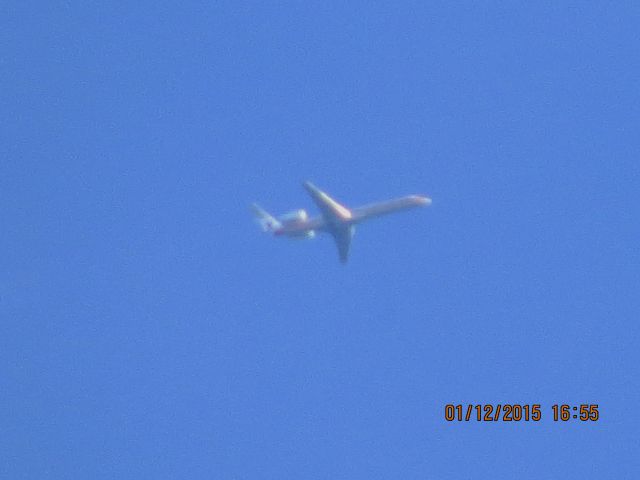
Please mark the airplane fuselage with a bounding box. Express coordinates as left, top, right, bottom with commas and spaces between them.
253, 181, 431, 263
274, 194, 430, 237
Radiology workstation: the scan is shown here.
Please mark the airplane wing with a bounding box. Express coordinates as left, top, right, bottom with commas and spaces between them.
302, 181, 352, 222
331, 226, 354, 264
303, 181, 354, 263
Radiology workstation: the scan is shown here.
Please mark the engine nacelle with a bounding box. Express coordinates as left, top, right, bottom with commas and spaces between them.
278, 209, 308, 225
289, 229, 315, 240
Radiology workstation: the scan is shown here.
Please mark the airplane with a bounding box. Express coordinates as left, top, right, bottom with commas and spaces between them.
252, 181, 431, 263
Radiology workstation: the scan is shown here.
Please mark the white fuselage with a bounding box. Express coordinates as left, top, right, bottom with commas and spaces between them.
253, 181, 431, 263
274, 194, 430, 238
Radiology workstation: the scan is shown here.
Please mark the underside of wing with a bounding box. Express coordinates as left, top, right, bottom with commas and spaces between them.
332, 226, 354, 264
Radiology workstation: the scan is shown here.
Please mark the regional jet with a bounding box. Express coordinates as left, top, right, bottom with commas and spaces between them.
252, 181, 431, 263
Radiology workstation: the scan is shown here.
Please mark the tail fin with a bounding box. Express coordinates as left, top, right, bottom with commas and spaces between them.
251, 203, 281, 233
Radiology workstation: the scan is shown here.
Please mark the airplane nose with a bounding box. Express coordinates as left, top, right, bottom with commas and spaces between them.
412, 195, 432, 206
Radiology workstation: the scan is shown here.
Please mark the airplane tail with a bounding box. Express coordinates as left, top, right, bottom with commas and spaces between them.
251, 203, 281, 233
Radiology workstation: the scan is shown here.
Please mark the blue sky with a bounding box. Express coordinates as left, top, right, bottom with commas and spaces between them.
2, 2, 639, 478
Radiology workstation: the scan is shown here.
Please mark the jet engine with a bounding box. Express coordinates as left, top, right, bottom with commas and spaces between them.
278, 209, 308, 225
288, 229, 315, 240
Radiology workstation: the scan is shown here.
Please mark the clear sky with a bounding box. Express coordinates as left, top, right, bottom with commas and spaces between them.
2, 2, 639, 478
